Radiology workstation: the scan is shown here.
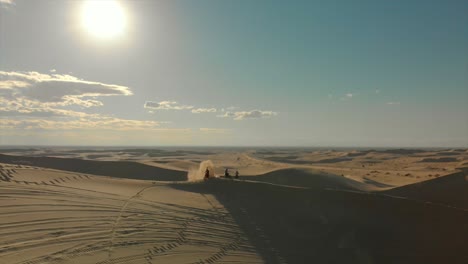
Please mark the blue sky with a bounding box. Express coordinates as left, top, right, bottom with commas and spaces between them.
0, 0, 467, 147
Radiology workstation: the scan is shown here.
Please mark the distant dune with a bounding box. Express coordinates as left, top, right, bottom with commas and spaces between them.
314, 157, 353, 163
374, 149, 427, 155
383, 168, 468, 208
248, 168, 371, 191
0, 149, 467, 264
418, 157, 458, 163
0, 153, 186, 181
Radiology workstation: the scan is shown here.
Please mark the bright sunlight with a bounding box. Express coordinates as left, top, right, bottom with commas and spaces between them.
81, 0, 126, 39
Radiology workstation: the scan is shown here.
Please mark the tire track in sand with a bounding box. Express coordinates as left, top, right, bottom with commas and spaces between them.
107, 184, 156, 259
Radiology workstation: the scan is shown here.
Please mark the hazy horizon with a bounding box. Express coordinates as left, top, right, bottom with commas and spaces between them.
1, 0, 467, 147
0, 144, 463, 151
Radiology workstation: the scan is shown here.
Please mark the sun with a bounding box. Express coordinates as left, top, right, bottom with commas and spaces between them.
81, 0, 126, 39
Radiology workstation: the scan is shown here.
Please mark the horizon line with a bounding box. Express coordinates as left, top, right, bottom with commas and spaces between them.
0, 145, 466, 150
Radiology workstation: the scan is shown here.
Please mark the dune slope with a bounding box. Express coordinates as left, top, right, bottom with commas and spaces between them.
0, 164, 262, 264
383, 168, 468, 208
1, 153, 467, 264
247, 168, 372, 191
173, 179, 468, 264
0, 154, 186, 181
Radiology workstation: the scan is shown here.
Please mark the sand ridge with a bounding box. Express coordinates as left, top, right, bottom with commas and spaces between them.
1, 148, 467, 263
0, 163, 263, 264
2, 147, 466, 190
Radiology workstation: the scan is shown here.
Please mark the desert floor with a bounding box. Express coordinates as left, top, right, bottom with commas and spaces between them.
0, 147, 467, 263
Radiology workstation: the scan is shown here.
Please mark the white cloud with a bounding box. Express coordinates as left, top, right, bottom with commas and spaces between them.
144, 100, 193, 111
0, 116, 161, 131
0, 71, 132, 108
191, 108, 217, 114
221, 106, 238, 112
199, 128, 230, 133
144, 101, 217, 114
386, 102, 400, 105
0, 71, 134, 122
218, 110, 278, 121
217, 111, 235, 118
0, 80, 30, 89
0, 97, 102, 118
339, 93, 354, 101
144, 100, 276, 121
0, 71, 167, 132
0, 0, 14, 6
0, 97, 162, 130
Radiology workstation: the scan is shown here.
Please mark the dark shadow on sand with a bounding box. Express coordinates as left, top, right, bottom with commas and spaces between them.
384, 168, 468, 208
247, 168, 370, 191
0, 154, 187, 181
171, 179, 467, 264
418, 157, 458, 163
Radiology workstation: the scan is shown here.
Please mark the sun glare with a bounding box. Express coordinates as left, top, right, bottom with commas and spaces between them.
81, 0, 126, 39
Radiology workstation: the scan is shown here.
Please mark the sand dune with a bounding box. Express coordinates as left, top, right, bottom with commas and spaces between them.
4, 147, 466, 189
247, 168, 373, 191
418, 157, 458, 163
384, 168, 468, 208
1, 148, 467, 263
251, 148, 468, 188
173, 179, 468, 264
0, 164, 262, 264
0, 154, 187, 181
